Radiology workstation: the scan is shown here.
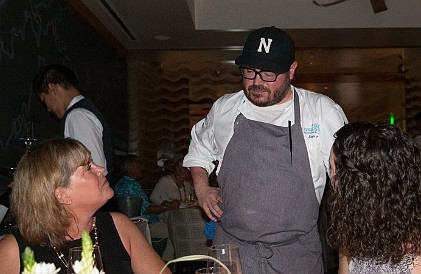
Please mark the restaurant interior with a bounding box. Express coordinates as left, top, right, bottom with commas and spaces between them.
0, 0, 420, 273
65, 0, 421, 188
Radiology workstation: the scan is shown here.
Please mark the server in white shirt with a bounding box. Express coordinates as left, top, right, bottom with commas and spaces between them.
32, 64, 114, 177
183, 26, 348, 273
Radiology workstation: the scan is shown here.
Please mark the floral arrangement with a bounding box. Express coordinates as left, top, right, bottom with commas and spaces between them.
22, 247, 60, 274
70, 230, 105, 274
22, 230, 104, 274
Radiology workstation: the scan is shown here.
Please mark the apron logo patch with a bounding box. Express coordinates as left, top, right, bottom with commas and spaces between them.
304, 124, 320, 134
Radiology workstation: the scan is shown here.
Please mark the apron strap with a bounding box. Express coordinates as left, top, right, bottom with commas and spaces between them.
289, 89, 300, 164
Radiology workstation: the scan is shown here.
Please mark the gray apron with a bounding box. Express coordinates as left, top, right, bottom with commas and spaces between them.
214, 91, 323, 274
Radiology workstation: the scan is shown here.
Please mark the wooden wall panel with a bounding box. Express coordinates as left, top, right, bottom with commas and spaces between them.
405, 48, 421, 136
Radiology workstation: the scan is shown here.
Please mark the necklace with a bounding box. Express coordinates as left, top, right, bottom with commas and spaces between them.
53, 217, 98, 269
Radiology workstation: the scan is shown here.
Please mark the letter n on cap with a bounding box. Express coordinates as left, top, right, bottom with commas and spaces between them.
257, 38, 273, 53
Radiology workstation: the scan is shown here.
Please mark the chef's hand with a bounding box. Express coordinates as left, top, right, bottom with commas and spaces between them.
195, 184, 223, 222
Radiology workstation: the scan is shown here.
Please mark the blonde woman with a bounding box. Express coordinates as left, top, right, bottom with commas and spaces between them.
0, 138, 170, 274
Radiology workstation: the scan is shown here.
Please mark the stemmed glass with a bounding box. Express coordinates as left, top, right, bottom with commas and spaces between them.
67, 246, 104, 274
19, 121, 37, 149
207, 244, 242, 274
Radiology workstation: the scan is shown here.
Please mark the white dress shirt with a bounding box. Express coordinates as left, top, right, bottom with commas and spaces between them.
64, 95, 107, 173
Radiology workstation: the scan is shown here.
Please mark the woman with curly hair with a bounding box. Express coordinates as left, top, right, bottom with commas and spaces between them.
327, 121, 421, 274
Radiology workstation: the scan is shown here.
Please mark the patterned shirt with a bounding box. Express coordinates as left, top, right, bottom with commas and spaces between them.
349, 255, 417, 274
114, 176, 160, 224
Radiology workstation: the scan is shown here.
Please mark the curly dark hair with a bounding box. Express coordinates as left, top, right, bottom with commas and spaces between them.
327, 121, 421, 264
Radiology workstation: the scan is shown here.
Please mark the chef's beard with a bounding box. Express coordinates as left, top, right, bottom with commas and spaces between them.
244, 76, 291, 107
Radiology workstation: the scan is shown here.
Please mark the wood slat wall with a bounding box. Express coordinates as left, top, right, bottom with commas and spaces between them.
405, 48, 421, 136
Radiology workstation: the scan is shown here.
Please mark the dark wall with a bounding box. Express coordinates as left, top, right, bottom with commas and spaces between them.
0, 0, 128, 189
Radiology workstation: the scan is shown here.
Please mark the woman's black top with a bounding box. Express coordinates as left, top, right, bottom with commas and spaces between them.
12, 211, 133, 274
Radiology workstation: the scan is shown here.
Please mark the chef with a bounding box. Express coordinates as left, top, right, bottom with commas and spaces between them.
183, 26, 347, 273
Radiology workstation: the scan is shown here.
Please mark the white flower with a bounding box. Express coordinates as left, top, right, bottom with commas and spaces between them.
22, 262, 60, 274
21, 247, 60, 274
71, 260, 82, 273
70, 260, 105, 274
22, 229, 105, 274
93, 267, 105, 274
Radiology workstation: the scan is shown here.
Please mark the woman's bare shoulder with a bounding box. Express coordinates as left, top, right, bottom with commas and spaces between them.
108, 212, 140, 241
0, 234, 18, 253
0, 234, 20, 273
109, 211, 130, 221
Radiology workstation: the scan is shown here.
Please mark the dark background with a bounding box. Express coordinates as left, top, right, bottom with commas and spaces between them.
0, 0, 127, 197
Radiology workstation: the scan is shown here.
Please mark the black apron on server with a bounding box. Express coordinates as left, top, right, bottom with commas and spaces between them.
214, 91, 323, 274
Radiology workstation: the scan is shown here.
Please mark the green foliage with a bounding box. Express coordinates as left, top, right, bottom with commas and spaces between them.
80, 230, 94, 273
22, 247, 36, 273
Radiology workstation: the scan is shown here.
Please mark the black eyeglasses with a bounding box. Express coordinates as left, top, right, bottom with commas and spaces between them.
239, 66, 280, 82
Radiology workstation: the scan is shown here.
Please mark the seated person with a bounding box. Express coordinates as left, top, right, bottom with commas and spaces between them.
114, 154, 179, 258
150, 161, 194, 206
0, 138, 171, 274
160, 158, 175, 176
327, 122, 421, 274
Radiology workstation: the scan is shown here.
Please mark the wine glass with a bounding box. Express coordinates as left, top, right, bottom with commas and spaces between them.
207, 244, 242, 274
67, 246, 104, 274
195, 266, 229, 273
19, 121, 37, 149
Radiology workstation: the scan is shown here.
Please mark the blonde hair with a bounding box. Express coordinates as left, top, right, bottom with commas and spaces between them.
10, 138, 90, 248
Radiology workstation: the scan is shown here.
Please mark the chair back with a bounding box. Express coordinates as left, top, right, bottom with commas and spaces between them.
131, 216, 152, 244
117, 196, 143, 218
167, 208, 209, 257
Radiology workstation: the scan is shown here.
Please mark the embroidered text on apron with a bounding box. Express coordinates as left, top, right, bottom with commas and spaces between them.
214, 91, 323, 274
